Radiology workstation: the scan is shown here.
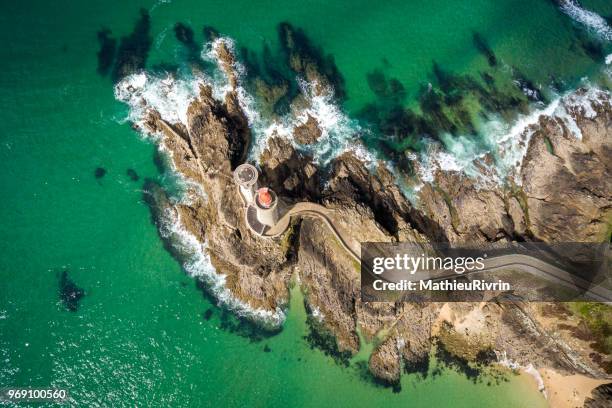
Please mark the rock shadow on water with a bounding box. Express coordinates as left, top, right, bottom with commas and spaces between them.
570, 26, 606, 62
111, 9, 152, 83
202, 308, 214, 321
94, 167, 107, 179
357, 58, 548, 164
433, 339, 509, 385
196, 279, 282, 342
472, 32, 497, 67
174, 22, 206, 69
354, 361, 402, 393
126, 168, 140, 181
203, 25, 220, 42
366, 68, 406, 103
403, 355, 430, 379
96, 28, 117, 76
58, 270, 85, 312
278, 22, 346, 100
303, 302, 352, 367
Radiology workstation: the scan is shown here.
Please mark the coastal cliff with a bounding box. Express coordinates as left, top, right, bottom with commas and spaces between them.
116, 36, 611, 398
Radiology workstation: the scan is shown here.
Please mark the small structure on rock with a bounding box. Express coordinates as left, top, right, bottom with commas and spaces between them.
233, 163, 282, 236
233, 163, 258, 203
254, 187, 279, 226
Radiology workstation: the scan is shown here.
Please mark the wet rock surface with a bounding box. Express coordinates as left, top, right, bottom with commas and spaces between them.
293, 115, 322, 144
417, 89, 612, 244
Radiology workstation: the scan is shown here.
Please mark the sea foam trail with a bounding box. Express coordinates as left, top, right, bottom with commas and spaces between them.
558, 0, 612, 41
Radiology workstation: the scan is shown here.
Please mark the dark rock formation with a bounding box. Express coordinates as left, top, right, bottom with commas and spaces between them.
112, 9, 151, 82
584, 382, 612, 407
126, 168, 139, 181
59, 270, 84, 312
96, 29, 116, 76
94, 167, 107, 179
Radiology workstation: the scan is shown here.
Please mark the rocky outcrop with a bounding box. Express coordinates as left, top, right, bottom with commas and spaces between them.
123, 39, 611, 388
369, 337, 401, 385
293, 115, 322, 144
417, 89, 612, 244
259, 136, 320, 201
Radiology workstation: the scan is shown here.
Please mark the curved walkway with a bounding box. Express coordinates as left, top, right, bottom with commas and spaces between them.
245, 196, 612, 303
264, 202, 361, 263
379, 253, 612, 302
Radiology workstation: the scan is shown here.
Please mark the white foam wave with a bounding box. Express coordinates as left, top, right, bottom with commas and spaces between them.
295, 78, 375, 165
412, 86, 610, 187
558, 0, 612, 41
248, 77, 375, 167
497, 351, 547, 397
159, 205, 285, 328
114, 71, 206, 128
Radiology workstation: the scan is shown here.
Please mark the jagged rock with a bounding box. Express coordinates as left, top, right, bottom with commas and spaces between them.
369, 337, 401, 384
325, 152, 428, 243
520, 106, 611, 242
293, 114, 322, 144
259, 135, 320, 200
417, 88, 612, 244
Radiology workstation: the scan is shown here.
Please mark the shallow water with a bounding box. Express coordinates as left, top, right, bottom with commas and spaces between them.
1, 0, 610, 405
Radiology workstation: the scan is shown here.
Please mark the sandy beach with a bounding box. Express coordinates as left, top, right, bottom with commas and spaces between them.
539, 368, 608, 408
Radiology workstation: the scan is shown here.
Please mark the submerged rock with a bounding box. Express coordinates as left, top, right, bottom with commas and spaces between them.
126, 168, 139, 181
59, 270, 84, 312
94, 167, 107, 179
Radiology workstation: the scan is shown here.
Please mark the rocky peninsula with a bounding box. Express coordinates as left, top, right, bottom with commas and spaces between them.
116, 34, 611, 404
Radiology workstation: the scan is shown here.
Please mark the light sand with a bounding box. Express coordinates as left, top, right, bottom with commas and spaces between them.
539, 368, 608, 408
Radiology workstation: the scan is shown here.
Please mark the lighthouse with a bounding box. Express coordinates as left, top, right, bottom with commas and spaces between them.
254, 187, 279, 226
233, 163, 282, 235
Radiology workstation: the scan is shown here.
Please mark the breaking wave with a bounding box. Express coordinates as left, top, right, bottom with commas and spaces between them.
558, 0, 612, 41
248, 77, 374, 167
114, 71, 205, 128
199, 38, 374, 167
412, 85, 611, 188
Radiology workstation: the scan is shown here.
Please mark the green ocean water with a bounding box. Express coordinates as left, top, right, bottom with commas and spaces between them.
1, 0, 611, 406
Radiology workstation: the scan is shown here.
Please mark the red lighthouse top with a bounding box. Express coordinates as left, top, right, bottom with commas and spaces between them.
257, 188, 274, 208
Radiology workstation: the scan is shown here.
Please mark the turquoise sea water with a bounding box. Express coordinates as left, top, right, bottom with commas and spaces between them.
1, 0, 611, 406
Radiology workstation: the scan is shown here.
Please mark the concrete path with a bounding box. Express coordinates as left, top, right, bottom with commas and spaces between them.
264, 202, 361, 263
